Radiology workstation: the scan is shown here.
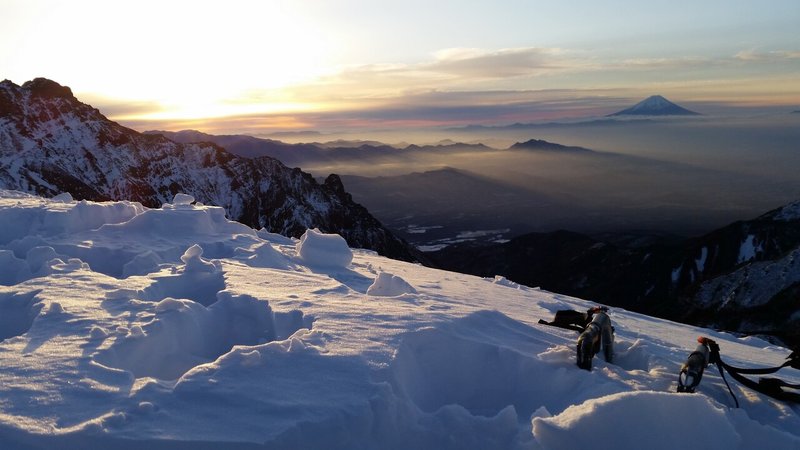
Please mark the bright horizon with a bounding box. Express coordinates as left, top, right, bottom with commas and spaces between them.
2, 0, 799, 135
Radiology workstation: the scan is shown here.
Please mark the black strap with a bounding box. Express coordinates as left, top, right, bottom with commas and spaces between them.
759, 377, 800, 390
720, 360, 800, 403
786, 351, 800, 370
718, 360, 793, 375
715, 361, 739, 408
537, 319, 585, 333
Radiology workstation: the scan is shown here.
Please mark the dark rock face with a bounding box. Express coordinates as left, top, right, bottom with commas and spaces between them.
0, 78, 423, 263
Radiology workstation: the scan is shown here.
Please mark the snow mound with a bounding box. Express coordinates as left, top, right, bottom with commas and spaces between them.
367, 272, 417, 296
234, 242, 292, 269
170, 193, 195, 206
296, 228, 353, 268
532, 390, 799, 450
51, 192, 73, 203
95, 291, 309, 380
121, 250, 163, 277
97, 201, 253, 239
180, 244, 219, 273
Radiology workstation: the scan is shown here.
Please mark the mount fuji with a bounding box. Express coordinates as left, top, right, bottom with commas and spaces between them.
609, 95, 700, 116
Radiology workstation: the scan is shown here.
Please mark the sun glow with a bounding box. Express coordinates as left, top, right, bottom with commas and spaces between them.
3, 0, 335, 121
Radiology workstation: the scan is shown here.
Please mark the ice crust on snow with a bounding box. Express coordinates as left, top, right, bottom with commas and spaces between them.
0, 190, 798, 450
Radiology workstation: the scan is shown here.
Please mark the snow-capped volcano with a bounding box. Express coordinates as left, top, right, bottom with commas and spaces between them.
0, 191, 798, 449
609, 95, 700, 116
0, 78, 422, 263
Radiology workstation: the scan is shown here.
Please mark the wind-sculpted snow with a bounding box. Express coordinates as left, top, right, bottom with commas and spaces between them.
387, 311, 605, 419
0, 191, 798, 449
95, 291, 309, 380
0, 190, 261, 279
0, 290, 43, 341
139, 245, 226, 306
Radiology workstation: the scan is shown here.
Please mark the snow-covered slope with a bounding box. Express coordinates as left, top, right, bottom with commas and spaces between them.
0, 190, 798, 449
0, 78, 421, 263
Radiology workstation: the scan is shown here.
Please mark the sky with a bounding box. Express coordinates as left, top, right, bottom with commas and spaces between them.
1, 0, 799, 134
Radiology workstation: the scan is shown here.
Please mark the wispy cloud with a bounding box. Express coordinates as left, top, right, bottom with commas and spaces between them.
615, 56, 714, 69
734, 49, 800, 61
299, 47, 586, 99
426, 47, 576, 78
107, 45, 800, 133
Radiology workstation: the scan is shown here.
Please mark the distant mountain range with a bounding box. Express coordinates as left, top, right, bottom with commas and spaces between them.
509, 139, 593, 153
608, 95, 700, 116
0, 78, 424, 263
148, 129, 494, 168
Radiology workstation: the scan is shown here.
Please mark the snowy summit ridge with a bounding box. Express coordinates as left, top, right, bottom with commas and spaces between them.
0, 191, 798, 449
609, 95, 700, 116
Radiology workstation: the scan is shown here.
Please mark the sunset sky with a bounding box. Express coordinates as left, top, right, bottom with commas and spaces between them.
2, 0, 799, 135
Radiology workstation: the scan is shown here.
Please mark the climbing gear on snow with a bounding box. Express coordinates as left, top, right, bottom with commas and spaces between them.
576, 307, 614, 371
677, 336, 711, 393
538, 309, 593, 332
677, 337, 800, 406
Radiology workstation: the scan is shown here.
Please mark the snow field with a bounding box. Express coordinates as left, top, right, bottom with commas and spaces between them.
0, 190, 798, 449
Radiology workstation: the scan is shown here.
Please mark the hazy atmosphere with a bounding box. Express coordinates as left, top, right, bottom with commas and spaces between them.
2, 1, 799, 134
